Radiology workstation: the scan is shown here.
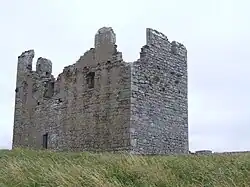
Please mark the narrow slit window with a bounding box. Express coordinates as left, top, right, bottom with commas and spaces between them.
22, 81, 28, 103
42, 133, 48, 149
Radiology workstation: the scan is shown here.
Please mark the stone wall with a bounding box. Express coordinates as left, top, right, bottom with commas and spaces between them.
13, 50, 35, 148
13, 27, 188, 154
130, 28, 188, 154
13, 27, 132, 152
192, 150, 250, 155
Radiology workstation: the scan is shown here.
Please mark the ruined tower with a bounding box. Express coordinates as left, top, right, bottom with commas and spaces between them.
13, 27, 188, 154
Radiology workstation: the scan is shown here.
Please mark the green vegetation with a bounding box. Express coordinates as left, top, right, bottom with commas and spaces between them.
0, 148, 250, 187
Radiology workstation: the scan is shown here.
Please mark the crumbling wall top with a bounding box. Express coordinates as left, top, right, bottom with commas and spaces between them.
36, 57, 52, 76
18, 49, 35, 59
145, 28, 171, 51
145, 28, 187, 58
146, 28, 169, 44
171, 41, 187, 57
97, 27, 114, 34
94, 27, 116, 48
17, 49, 35, 73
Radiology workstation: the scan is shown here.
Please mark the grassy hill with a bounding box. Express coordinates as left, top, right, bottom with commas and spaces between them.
0, 149, 250, 187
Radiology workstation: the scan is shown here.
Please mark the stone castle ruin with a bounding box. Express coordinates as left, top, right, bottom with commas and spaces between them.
13, 27, 188, 154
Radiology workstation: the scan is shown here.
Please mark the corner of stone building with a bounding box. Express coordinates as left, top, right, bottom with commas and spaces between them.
129, 28, 189, 154
170, 41, 187, 59
145, 28, 187, 59
13, 49, 36, 149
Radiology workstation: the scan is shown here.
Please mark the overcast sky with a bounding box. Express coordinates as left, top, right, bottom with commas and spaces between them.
0, 0, 249, 152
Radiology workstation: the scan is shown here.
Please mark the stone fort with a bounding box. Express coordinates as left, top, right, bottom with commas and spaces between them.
13, 27, 188, 154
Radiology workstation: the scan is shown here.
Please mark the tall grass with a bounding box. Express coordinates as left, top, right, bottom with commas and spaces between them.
0, 148, 250, 186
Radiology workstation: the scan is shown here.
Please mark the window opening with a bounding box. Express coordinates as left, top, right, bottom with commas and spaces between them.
42, 133, 48, 149
86, 72, 95, 89
23, 81, 28, 103
44, 82, 54, 98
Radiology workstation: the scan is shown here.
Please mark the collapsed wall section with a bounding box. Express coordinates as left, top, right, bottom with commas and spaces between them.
130, 28, 188, 154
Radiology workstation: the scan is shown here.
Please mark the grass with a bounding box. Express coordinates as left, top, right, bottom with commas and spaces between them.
0, 149, 250, 187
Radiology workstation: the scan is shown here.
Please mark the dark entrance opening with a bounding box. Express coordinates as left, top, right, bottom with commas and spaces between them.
42, 133, 48, 149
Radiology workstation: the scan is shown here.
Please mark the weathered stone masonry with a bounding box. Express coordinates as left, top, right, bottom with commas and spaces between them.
13, 27, 188, 154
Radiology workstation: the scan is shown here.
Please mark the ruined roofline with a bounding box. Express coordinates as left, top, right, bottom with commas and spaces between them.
18, 49, 35, 59
17, 27, 187, 79
17, 49, 53, 77
146, 28, 187, 50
